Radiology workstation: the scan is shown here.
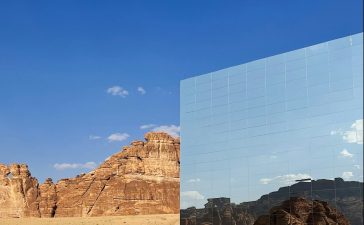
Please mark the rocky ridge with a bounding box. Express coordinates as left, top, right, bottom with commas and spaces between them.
0, 132, 180, 218
254, 197, 349, 225
180, 178, 363, 225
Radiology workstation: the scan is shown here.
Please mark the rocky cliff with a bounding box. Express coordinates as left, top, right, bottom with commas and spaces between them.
181, 178, 363, 225
239, 178, 363, 225
254, 197, 349, 225
0, 132, 180, 218
180, 203, 255, 225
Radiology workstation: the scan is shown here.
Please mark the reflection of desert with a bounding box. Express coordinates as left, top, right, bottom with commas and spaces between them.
0, 214, 180, 225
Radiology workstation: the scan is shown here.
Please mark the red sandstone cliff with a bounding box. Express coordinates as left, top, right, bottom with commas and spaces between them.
0, 132, 180, 218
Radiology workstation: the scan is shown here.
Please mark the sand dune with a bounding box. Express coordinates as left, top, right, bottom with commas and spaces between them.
0, 214, 180, 225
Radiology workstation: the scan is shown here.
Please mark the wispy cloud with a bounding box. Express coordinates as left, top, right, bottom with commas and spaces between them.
343, 119, 363, 144
188, 178, 201, 183
140, 124, 156, 130
330, 129, 342, 135
342, 171, 354, 180
89, 135, 102, 140
139, 124, 180, 137
137, 86, 146, 95
331, 119, 363, 145
54, 162, 97, 171
339, 149, 354, 158
107, 133, 130, 142
152, 125, 180, 137
181, 191, 204, 200
260, 173, 312, 185
107, 86, 129, 97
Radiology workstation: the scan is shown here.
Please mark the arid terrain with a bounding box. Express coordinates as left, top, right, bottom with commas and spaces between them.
0, 132, 180, 225
0, 214, 180, 225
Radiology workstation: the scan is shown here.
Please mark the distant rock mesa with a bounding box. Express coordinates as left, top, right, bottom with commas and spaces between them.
0, 132, 180, 218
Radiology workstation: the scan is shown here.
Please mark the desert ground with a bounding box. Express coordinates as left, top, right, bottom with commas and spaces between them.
0, 214, 180, 225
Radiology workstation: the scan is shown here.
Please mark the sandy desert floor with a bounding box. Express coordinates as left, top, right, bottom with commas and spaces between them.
0, 214, 180, 225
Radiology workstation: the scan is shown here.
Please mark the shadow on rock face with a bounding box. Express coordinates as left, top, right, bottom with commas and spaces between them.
0, 132, 180, 218
254, 197, 350, 225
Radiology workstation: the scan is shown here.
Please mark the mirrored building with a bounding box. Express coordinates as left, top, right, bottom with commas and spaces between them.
180, 33, 363, 225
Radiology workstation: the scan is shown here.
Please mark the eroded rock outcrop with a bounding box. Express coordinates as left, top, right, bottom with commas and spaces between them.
254, 197, 350, 225
181, 198, 255, 225
181, 179, 362, 225
0, 164, 41, 218
0, 132, 180, 218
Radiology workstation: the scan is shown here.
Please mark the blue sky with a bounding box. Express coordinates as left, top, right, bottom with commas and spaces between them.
0, 1, 362, 183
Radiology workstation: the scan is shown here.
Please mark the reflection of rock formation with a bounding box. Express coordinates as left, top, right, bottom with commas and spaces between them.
180, 197, 255, 225
181, 178, 363, 225
254, 197, 349, 225
240, 178, 363, 225
0, 132, 180, 218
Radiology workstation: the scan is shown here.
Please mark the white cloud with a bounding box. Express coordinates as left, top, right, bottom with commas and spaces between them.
139, 124, 180, 137
89, 135, 102, 140
107, 86, 129, 97
152, 125, 180, 137
140, 124, 156, 130
107, 133, 130, 142
54, 162, 97, 171
339, 149, 354, 158
188, 178, 201, 183
260, 178, 273, 185
137, 86, 146, 95
260, 173, 312, 185
332, 119, 363, 144
342, 171, 354, 180
343, 119, 363, 144
181, 191, 204, 200
330, 129, 342, 135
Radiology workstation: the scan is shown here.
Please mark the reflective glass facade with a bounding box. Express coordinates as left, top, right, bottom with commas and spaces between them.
180, 33, 363, 225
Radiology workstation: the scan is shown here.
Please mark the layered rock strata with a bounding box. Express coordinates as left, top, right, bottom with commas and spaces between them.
0, 132, 180, 218
254, 197, 350, 225
181, 178, 363, 225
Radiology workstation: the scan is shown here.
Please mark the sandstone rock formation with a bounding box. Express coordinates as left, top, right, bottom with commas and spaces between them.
181, 197, 350, 225
0, 132, 180, 218
181, 178, 362, 225
0, 164, 41, 218
239, 178, 363, 225
180, 198, 255, 225
254, 197, 350, 225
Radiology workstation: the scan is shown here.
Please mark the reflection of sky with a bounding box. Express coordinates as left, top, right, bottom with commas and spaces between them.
180, 33, 363, 209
